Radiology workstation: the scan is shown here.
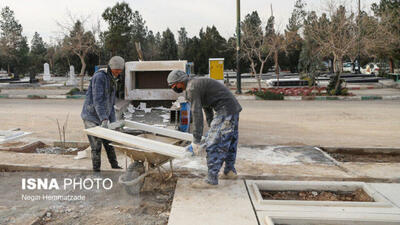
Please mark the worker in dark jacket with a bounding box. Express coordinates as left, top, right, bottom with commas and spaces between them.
81, 56, 125, 172
167, 70, 242, 188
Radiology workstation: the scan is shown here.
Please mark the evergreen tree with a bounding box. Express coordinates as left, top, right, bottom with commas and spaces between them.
102, 2, 133, 59
299, 11, 322, 74
102, 2, 148, 61
0, 6, 29, 75
178, 27, 188, 59
146, 30, 160, 60
30, 32, 47, 73
160, 28, 178, 60
199, 26, 228, 74
286, 0, 306, 32
285, 0, 306, 72
371, 0, 400, 72
184, 36, 201, 73
130, 10, 148, 60
244, 11, 262, 32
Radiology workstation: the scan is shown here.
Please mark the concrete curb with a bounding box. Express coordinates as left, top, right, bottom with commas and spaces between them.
238, 95, 400, 101
230, 86, 380, 91
1, 94, 398, 101
348, 86, 378, 90
289, 95, 400, 101
0, 94, 85, 100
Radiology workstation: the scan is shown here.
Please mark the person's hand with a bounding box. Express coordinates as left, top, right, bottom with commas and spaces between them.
191, 143, 204, 156
101, 120, 109, 128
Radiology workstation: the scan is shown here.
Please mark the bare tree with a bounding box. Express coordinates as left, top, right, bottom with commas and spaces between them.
265, 5, 287, 87
58, 14, 97, 91
268, 32, 286, 87
305, 1, 358, 91
362, 12, 398, 69
240, 22, 272, 90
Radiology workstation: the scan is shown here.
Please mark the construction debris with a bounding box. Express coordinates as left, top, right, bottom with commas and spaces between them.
36, 146, 78, 154
0, 129, 31, 144
74, 147, 91, 160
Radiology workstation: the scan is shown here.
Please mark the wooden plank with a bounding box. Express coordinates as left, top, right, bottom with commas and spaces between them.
123, 120, 193, 142
85, 127, 187, 159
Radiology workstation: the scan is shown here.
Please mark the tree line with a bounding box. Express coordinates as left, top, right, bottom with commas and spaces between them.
0, 0, 399, 89
240, 0, 399, 93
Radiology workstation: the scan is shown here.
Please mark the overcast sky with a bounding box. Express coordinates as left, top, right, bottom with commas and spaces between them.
0, 0, 379, 44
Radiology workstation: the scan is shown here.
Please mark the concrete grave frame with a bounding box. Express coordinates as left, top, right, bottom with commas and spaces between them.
258, 211, 400, 225
246, 180, 399, 214
124, 60, 187, 100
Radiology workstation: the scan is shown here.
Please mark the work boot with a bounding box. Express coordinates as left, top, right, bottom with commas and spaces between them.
220, 171, 238, 180
191, 174, 218, 189
191, 179, 218, 189
112, 165, 123, 169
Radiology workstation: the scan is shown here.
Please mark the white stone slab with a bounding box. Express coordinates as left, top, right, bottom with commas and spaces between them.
125, 89, 181, 101
0, 131, 31, 144
123, 120, 193, 142
370, 183, 400, 208
84, 127, 187, 159
168, 178, 258, 225
246, 180, 400, 214
258, 211, 400, 225
125, 60, 187, 71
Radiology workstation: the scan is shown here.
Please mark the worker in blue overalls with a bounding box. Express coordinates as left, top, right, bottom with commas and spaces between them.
81, 56, 125, 172
167, 70, 242, 188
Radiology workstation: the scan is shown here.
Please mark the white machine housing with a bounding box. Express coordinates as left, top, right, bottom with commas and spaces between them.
125, 60, 187, 100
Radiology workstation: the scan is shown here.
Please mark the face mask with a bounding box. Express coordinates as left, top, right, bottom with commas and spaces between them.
173, 86, 183, 93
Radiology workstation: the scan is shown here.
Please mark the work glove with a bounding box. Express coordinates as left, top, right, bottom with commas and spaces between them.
101, 120, 110, 129
191, 143, 205, 156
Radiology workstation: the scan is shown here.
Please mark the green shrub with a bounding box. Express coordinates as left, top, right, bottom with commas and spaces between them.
254, 91, 284, 100
327, 73, 347, 96
300, 72, 317, 87
66, 87, 81, 95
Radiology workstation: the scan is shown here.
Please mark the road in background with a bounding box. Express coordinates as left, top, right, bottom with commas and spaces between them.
0, 99, 399, 147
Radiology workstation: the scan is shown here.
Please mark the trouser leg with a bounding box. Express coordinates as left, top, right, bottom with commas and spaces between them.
205, 114, 236, 184
223, 113, 239, 174
83, 120, 102, 171
88, 135, 102, 170
102, 139, 119, 167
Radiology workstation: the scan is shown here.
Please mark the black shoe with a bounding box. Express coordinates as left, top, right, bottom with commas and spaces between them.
112, 165, 123, 169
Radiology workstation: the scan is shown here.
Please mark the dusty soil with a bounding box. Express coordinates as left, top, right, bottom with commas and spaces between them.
327, 152, 400, 163
0, 141, 25, 147
40, 176, 176, 225
0, 172, 177, 225
261, 188, 374, 202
